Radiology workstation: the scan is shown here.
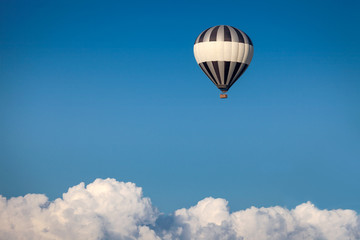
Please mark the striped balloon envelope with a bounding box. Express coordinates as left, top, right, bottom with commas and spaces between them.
193, 25, 253, 98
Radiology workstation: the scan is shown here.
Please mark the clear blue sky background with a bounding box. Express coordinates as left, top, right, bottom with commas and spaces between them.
1, 0, 359, 213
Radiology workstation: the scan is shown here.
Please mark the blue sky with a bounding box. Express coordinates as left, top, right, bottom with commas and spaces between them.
1, 0, 360, 214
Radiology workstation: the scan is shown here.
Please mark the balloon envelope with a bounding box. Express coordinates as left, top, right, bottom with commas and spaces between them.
194, 25, 253, 92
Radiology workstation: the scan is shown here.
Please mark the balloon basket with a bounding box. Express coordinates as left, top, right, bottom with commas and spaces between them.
220, 94, 228, 99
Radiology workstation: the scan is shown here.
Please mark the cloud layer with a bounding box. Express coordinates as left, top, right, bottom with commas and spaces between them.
1, 178, 359, 240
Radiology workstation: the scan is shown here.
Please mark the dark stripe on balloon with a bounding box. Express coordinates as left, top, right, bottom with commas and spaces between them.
230, 63, 245, 86
229, 64, 249, 88
237, 64, 249, 79
199, 63, 214, 83
229, 62, 241, 85
210, 26, 220, 41
212, 61, 221, 85
206, 61, 220, 85
197, 27, 211, 43
233, 27, 245, 43
223, 61, 230, 85
225, 62, 236, 85
201, 62, 218, 85
223, 26, 231, 41
199, 63, 218, 86
246, 33, 253, 46
195, 26, 252, 44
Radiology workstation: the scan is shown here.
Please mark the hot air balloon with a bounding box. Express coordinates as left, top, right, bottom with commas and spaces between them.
193, 25, 253, 98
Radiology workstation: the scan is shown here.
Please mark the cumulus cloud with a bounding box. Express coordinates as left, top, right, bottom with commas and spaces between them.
1, 178, 359, 240
0, 179, 159, 240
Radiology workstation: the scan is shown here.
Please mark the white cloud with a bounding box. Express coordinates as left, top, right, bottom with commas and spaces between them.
0, 178, 158, 240
1, 178, 359, 240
